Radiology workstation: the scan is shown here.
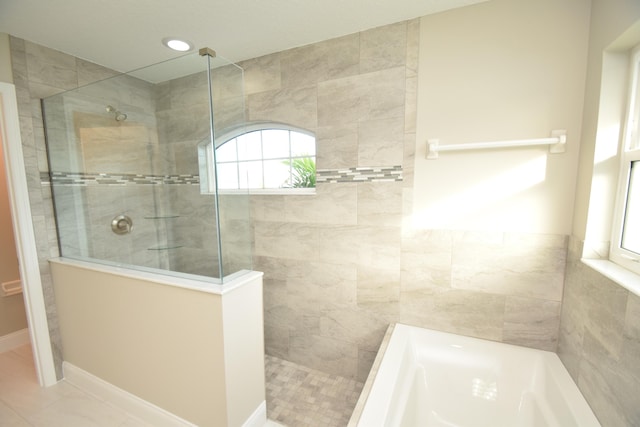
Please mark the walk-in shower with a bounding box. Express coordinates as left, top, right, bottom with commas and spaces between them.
41, 49, 251, 283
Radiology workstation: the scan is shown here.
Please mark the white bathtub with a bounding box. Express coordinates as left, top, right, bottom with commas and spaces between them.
349, 323, 600, 427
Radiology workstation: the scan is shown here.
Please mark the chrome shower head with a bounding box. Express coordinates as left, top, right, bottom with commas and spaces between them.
106, 105, 127, 122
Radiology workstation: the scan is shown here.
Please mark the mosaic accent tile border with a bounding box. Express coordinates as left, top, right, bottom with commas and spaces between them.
316, 166, 402, 183
43, 172, 200, 186
41, 166, 403, 186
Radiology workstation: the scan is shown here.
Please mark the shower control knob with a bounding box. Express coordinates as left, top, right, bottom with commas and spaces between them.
111, 215, 133, 235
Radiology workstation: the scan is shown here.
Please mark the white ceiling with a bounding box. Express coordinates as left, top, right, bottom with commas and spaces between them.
0, 0, 487, 74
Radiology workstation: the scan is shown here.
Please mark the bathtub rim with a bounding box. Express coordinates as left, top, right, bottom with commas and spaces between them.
48, 257, 262, 295
348, 323, 396, 426
349, 322, 601, 427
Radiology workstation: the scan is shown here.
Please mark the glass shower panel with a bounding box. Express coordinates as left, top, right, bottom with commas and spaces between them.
208, 57, 252, 280
42, 51, 251, 283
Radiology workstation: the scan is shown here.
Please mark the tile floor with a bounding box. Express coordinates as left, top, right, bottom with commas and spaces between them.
265, 355, 364, 427
0, 344, 157, 427
0, 345, 363, 427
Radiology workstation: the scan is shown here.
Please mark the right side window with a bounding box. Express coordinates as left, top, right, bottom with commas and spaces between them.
611, 46, 640, 274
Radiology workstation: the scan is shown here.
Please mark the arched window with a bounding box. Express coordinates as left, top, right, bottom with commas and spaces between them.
199, 123, 316, 194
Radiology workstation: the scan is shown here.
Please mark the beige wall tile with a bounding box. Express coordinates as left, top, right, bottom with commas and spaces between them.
289, 334, 358, 379
316, 124, 358, 169
25, 41, 77, 91
558, 237, 640, 427
404, 76, 418, 134
503, 296, 561, 351
76, 59, 120, 87
251, 195, 286, 222
451, 233, 567, 301
357, 117, 404, 166
254, 221, 318, 260
325, 34, 361, 81
357, 182, 403, 227
402, 132, 416, 188
320, 307, 390, 353
156, 104, 210, 144
356, 225, 401, 270
264, 323, 289, 360
359, 22, 407, 74
401, 230, 452, 291
248, 85, 317, 131
406, 18, 421, 78
253, 256, 290, 281
284, 183, 357, 225
287, 261, 357, 312
211, 64, 244, 101
578, 332, 637, 427
580, 270, 628, 357
625, 293, 640, 340
399, 288, 505, 342
280, 33, 360, 89
241, 53, 282, 95
357, 349, 378, 383
357, 266, 400, 303
317, 67, 406, 126
317, 225, 361, 265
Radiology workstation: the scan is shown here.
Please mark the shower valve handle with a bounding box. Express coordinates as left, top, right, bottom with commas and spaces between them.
111, 215, 133, 235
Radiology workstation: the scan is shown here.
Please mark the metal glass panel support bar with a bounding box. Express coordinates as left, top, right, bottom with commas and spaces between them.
426, 129, 567, 159
200, 47, 225, 280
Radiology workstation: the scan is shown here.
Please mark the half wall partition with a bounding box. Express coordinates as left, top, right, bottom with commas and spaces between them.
42, 49, 251, 283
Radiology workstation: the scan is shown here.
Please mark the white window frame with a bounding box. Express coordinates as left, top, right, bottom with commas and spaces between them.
610, 45, 640, 275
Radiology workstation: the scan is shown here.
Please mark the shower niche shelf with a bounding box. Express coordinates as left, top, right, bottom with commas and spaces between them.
144, 215, 181, 220
147, 245, 184, 251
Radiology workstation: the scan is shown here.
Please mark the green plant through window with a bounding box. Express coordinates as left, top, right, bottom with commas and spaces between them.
283, 157, 316, 188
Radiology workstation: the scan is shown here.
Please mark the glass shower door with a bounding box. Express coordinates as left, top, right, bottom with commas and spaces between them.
42, 50, 252, 283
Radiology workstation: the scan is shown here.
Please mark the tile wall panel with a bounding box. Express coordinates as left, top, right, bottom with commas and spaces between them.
558, 237, 640, 427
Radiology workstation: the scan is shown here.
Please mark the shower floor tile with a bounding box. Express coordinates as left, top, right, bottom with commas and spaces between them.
265, 355, 364, 427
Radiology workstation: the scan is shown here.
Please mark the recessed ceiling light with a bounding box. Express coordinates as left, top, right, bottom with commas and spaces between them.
161, 37, 194, 52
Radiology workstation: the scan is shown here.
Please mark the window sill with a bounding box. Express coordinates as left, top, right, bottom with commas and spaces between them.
581, 258, 640, 297
213, 188, 316, 196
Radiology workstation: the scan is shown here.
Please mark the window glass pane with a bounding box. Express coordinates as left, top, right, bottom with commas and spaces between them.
237, 131, 262, 161
239, 160, 263, 189
214, 126, 316, 191
216, 163, 239, 190
262, 129, 290, 159
622, 161, 640, 254
215, 139, 237, 162
263, 159, 291, 188
291, 132, 315, 157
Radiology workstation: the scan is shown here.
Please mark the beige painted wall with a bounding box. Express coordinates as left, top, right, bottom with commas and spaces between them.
51, 260, 265, 427
0, 32, 27, 338
413, 0, 590, 234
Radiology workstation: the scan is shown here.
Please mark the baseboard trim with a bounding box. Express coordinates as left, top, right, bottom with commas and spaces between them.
0, 328, 29, 353
62, 362, 197, 427
243, 400, 267, 427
